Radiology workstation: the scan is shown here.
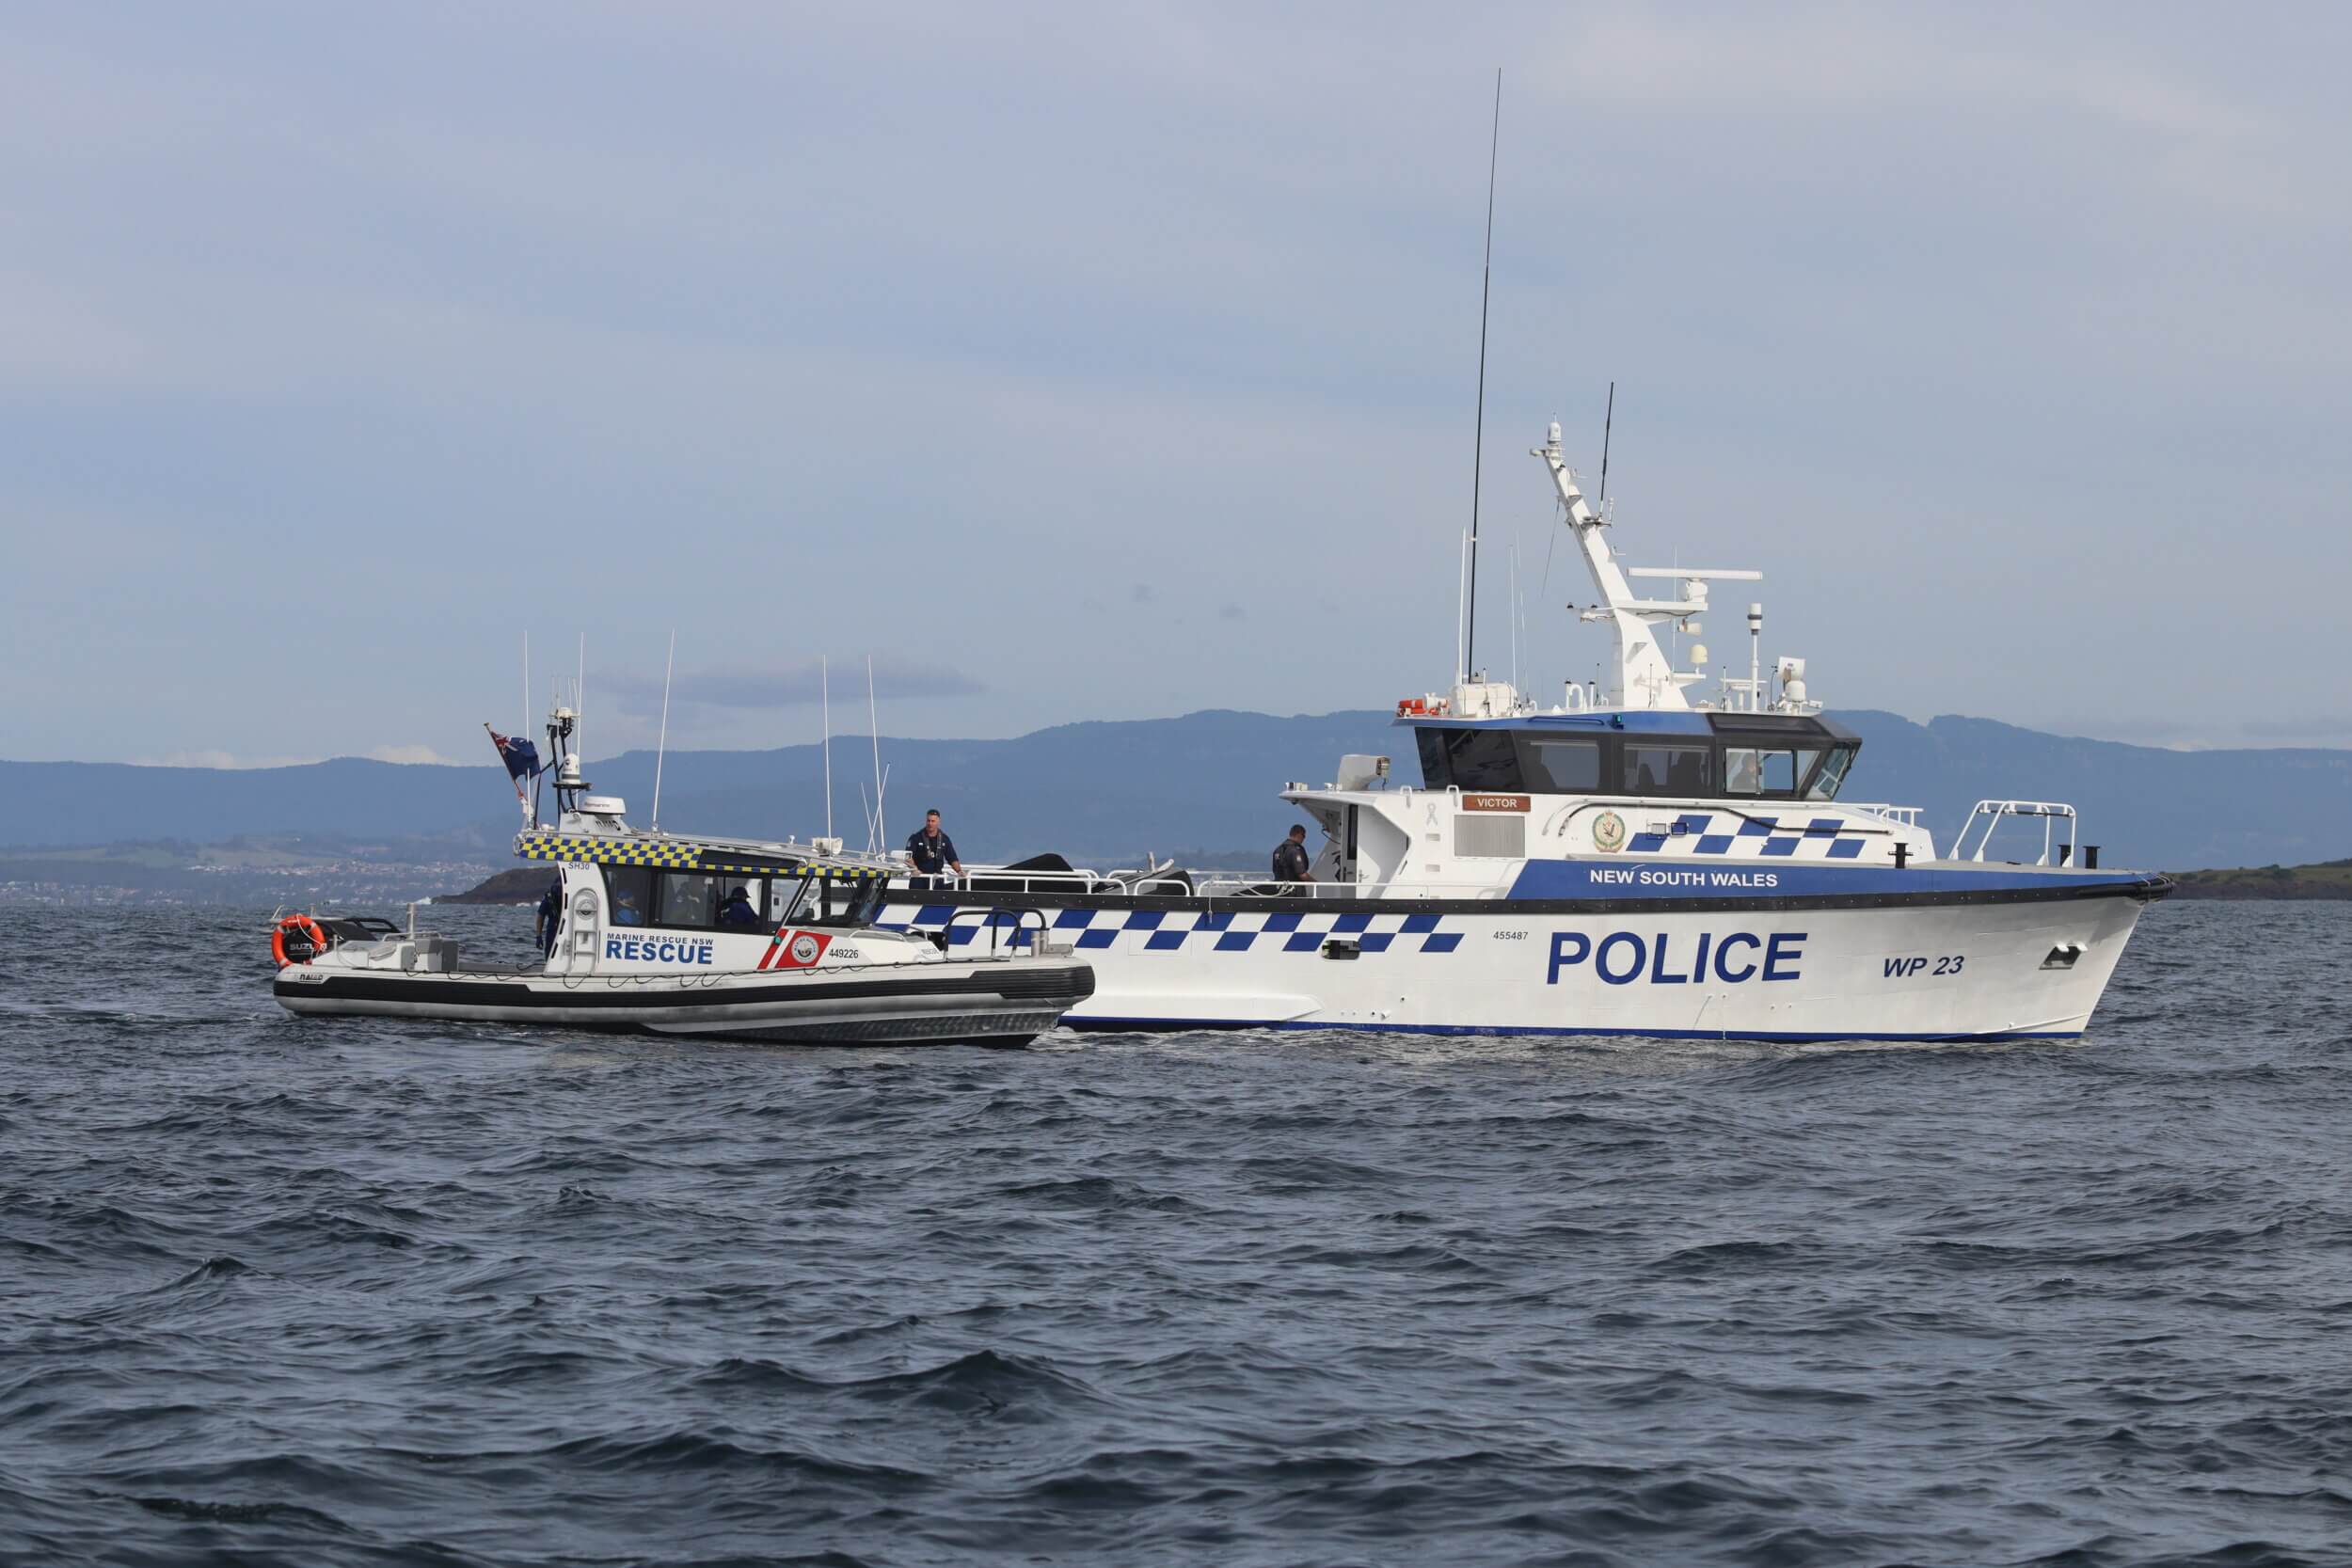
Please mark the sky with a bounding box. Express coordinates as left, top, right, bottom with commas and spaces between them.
4, 2, 2347, 766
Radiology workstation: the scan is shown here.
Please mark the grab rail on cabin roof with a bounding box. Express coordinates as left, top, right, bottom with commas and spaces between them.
896, 866, 1523, 902
1957, 800, 2080, 866
893, 865, 1200, 896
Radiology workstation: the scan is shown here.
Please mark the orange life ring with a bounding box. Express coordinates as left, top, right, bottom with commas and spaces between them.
272, 915, 330, 968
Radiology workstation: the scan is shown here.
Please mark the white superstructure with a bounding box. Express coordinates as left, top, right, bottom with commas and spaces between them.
870, 423, 2170, 1041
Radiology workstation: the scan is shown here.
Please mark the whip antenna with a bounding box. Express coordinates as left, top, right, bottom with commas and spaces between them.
866, 655, 884, 854
651, 629, 675, 831
1462, 67, 1501, 682
820, 656, 834, 843
1598, 381, 1615, 511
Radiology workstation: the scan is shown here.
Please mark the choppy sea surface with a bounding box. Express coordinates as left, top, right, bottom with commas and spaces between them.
3, 901, 2349, 1568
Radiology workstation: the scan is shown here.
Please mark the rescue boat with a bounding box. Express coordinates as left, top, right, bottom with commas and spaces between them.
270, 712, 1094, 1047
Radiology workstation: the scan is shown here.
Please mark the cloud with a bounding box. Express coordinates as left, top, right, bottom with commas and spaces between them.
601, 657, 983, 713
132, 750, 320, 769
8, 3, 2350, 764
126, 742, 463, 768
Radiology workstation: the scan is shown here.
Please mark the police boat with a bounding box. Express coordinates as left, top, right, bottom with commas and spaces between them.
868, 421, 2171, 1042
271, 717, 1095, 1047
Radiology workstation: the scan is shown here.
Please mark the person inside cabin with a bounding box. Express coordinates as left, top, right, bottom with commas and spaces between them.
1728, 749, 1761, 796
719, 884, 761, 927
905, 810, 964, 889
534, 878, 562, 956
612, 888, 645, 925
1272, 824, 1314, 888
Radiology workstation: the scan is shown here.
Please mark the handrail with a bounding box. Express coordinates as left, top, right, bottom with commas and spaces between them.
1957, 800, 2079, 866
903, 864, 1197, 897
941, 906, 1049, 955
1185, 877, 1513, 902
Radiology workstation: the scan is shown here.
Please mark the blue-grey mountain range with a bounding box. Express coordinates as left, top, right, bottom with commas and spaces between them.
3, 711, 2344, 871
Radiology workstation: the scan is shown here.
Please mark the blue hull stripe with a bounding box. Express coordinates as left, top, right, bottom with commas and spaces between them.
1508, 861, 2157, 899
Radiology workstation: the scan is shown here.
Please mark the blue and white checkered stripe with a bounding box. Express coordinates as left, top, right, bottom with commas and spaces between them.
878, 906, 1465, 954
1623, 813, 1877, 861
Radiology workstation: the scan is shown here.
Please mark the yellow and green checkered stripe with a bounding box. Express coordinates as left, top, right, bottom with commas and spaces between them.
512, 832, 887, 879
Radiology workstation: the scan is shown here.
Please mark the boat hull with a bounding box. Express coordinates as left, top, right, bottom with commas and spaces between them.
274, 957, 1095, 1047
881, 879, 2167, 1040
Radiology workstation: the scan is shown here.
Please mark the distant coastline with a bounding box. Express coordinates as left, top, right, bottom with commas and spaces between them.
2164, 860, 2352, 900
440, 866, 556, 905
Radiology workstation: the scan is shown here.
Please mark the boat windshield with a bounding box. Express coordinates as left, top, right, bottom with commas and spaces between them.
1808, 744, 1858, 800
771, 872, 891, 927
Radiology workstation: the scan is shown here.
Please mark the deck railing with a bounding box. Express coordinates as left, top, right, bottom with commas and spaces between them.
1957, 800, 2081, 866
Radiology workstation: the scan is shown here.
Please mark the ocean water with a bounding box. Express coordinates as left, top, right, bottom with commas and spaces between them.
2, 900, 2348, 1568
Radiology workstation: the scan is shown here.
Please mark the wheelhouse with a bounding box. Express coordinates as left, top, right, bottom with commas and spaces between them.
514, 828, 898, 937
1403, 713, 1862, 802
596, 863, 892, 933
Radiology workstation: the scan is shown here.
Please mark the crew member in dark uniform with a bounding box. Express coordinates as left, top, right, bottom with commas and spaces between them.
534, 878, 562, 957
718, 885, 761, 927
905, 809, 964, 890
1272, 824, 1314, 888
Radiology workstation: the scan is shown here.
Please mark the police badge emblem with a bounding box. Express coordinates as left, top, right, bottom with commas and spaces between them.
1592, 810, 1628, 851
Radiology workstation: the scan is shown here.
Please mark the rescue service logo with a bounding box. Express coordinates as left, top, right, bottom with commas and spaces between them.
1592, 810, 1628, 851
757, 928, 834, 971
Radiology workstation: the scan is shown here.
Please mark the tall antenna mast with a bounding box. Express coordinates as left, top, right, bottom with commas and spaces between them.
576, 634, 586, 766
820, 655, 834, 842
651, 629, 675, 831
1462, 67, 1502, 682
1598, 381, 1616, 510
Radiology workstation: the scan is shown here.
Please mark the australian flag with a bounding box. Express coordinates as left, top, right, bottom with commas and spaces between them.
487, 727, 541, 784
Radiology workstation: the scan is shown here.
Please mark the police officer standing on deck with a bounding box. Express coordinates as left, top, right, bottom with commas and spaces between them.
534, 877, 562, 957
905, 809, 965, 890
1272, 824, 1314, 888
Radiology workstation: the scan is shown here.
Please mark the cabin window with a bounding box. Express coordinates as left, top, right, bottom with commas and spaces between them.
1725, 748, 1798, 796
1444, 728, 1522, 791
1518, 736, 1600, 793
1414, 730, 1452, 788
1808, 744, 1858, 800
715, 877, 765, 928
603, 864, 654, 927
1455, 814, 1526, 858
1624, 745, 1709, 796
656, 871, 719, 927
769, 875, 814, 924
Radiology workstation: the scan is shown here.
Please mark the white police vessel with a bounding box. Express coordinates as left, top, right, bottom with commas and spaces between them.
873, 422, 2170, 1042
271, 711, 1094, 1047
